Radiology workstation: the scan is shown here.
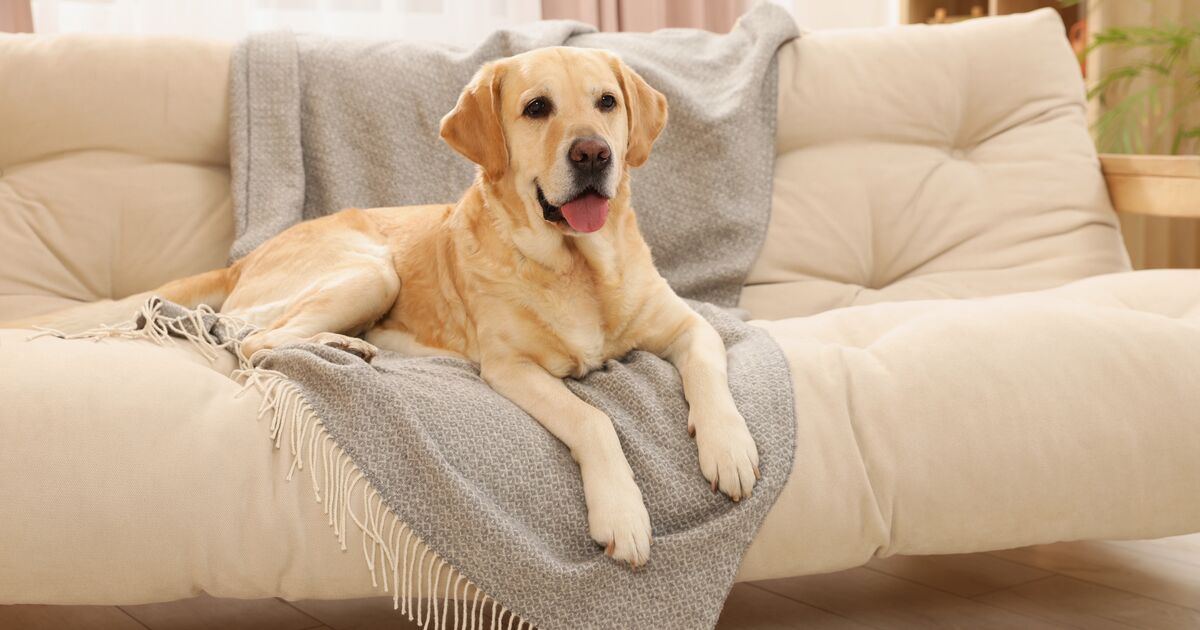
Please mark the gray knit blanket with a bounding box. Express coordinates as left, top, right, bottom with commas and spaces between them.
107, 296, 796, 630
223, 6, 799, 629
231, 3, 798, 307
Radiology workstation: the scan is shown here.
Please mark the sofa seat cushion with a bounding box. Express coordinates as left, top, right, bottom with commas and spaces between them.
0, 35, 233, 322
0, 326, 376, 605
3, 269, 1200, 603
743, 269, 1200, 579
742, 10, 1132, 320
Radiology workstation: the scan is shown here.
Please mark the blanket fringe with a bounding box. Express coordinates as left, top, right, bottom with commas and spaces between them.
33, 299, 536, 630
28, 299, 255, 365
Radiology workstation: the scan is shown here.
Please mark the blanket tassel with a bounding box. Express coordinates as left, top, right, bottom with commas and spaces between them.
31, 299, 539, 630
236, 364, 540, 630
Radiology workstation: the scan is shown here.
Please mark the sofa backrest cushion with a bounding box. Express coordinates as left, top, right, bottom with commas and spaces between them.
740, 9, 1131, 319
0, 34, 232, 320
0, 12, 1132, 322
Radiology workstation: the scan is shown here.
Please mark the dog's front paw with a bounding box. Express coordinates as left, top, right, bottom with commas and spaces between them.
694, 413, 760, 502
586, 476, 652, 569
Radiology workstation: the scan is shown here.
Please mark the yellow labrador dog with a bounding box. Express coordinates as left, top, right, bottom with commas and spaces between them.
140, 48, 760, 567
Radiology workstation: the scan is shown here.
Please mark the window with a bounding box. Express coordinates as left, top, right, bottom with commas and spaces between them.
30, 0, 541, 45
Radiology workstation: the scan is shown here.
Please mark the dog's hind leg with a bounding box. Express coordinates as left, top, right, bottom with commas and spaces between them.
237, 265, 400, 363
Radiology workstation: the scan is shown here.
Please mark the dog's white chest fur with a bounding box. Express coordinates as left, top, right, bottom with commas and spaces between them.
554, 316, 607, 377
533, 283, 609, 378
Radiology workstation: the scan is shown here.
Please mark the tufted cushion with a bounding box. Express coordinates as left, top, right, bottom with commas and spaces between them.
0, 14, 1134, 324
740, 9, 1131, 320
0, 34, 233, 321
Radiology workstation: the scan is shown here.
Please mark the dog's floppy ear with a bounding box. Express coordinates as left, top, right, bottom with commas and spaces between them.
611, 57, 667, 168
440, 62, 508, 180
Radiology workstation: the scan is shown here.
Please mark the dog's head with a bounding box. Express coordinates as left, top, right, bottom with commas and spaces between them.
440, 47, 667, 235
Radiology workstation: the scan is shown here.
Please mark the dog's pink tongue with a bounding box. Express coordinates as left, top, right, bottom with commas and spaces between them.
560, 193, 609, 233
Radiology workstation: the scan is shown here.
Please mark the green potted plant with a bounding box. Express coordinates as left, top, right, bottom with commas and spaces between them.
1064, 0, 1199, 155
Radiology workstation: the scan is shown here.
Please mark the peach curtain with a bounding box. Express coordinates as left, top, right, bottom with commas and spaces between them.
1091, 0, 1200, 269
0, 0, 33, 32
541, 0, 752, 32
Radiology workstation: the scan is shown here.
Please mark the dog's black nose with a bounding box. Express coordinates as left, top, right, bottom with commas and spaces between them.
569, 136, 611, 174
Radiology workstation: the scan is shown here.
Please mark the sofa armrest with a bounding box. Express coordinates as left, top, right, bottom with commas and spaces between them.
1100, 154, 1200, 219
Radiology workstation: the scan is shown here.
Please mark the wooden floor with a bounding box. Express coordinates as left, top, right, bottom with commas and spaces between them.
4, 534, 1199, 629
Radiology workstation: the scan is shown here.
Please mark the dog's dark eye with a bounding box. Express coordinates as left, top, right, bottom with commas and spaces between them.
523, 97, 551, 119
598, 93, 617, 111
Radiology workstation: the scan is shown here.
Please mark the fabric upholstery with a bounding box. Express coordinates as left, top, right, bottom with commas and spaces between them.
4, 270, 1200, 604
0, 34, 233, 320
740, 10, 1132, 319
0, 328, 375, 604
740, 269, 1200, 579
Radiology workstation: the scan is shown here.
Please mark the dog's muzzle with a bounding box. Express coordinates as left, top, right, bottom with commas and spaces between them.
535, 136, 615, 233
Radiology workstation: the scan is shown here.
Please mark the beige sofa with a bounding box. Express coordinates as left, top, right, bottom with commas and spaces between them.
4, 9, 1200, 607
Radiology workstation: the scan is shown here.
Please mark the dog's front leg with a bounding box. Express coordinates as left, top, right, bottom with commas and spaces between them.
652, 308, 760, 501
481, 359, 652, 568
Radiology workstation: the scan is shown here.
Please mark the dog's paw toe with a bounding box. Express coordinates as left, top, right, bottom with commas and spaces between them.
589, 495, 652, 569
696, 420, 760, 502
